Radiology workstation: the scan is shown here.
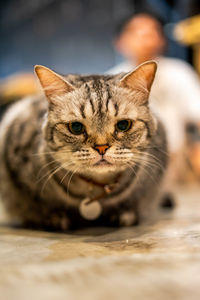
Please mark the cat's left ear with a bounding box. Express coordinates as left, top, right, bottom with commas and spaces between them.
34, 65, 74, 103
120, 61, 157, 96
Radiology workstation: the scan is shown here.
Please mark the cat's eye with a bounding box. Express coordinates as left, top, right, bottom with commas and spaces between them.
68, 122, 85, 135
116, 120, 132, 132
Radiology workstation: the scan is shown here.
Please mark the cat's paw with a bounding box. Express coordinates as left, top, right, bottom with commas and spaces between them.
119, 211, 138, 226
110, 211, 139, 227
46, 214, 70, 231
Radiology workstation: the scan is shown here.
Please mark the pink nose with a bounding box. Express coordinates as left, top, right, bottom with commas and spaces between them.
94, 144, 109, 155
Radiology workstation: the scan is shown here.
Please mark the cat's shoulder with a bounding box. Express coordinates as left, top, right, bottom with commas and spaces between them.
0, 95, 47, 136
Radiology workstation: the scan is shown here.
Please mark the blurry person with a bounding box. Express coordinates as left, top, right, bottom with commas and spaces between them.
114, 13, 166, 67
109, 13, 200, 183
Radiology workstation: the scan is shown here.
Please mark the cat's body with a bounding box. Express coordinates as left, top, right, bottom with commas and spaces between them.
0, 62, 168, 230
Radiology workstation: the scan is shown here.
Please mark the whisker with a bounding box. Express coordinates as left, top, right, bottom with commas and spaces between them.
124, 162, 141, 183
36, 159, 60, 179
128, 158, 160, 186
130, 153, 164, 171
145, 145, 169, 157
129, 156, 164, 173
60, 168, 73, 184
36, 159, 73, 183
31, 150, 72, 157
67, 166, 80, 198
40, 161, 74, 194
135, 150, 164, 164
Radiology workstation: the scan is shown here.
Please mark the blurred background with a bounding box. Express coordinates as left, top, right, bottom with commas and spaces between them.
1, 0, 200, 183
1, 0, 200, 77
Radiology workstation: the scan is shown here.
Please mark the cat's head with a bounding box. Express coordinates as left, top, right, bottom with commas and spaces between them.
35, 61, 157, 175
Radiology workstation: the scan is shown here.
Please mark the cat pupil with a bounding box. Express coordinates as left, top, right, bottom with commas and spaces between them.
72, 122, 83, 132
117, 120, 131, 132
69, 122, 84, 134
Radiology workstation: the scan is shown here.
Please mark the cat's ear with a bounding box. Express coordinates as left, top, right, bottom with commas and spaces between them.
34, 65, 74, 102
120, 61, 157, 95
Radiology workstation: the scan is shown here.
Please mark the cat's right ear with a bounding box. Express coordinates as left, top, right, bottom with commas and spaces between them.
34, 65, 74, 103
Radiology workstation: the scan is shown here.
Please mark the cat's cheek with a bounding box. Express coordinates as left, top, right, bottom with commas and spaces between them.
51, 134, 65, 148
150, 114, 158, 135
139, 131, 149, 144
114, 132, 124, 140
41, 116, 48, 136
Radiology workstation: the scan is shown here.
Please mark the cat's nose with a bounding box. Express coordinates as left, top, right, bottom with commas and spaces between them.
94, 144, 110, 155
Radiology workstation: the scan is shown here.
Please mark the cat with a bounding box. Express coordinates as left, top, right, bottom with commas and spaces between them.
0, 61, 168, 230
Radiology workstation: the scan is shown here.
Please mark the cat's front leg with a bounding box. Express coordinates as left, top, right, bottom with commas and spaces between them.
23, 210, 71, 232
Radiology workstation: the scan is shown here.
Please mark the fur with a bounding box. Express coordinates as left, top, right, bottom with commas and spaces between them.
0, 62, 168, 230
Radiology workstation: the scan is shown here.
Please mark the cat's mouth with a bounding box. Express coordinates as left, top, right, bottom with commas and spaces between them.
94, 159, 112, 167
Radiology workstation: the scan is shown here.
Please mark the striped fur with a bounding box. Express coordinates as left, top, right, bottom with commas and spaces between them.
0, 64, 168, 230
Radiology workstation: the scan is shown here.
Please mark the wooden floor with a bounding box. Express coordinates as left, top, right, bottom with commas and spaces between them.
0, 184, 200, 300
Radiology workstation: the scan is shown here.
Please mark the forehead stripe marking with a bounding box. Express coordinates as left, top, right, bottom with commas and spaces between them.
85, 83, 95, 114
89, 98, 95, 114
114, 103, 119, 117
105, 83, 111, 112
92, 79, 103, 116
80, 104, 86, 118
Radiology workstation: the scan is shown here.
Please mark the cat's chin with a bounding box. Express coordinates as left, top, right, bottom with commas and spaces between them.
94, 159, 112, 167
86, 163, 127, 175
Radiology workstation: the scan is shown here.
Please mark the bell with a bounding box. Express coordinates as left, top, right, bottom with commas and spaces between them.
79, 197, 102, 220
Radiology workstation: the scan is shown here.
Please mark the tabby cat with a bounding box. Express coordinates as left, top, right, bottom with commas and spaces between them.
0, 61, 168, 230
